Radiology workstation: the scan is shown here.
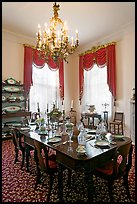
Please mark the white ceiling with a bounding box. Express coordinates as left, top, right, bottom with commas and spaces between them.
2, 2, 135, 48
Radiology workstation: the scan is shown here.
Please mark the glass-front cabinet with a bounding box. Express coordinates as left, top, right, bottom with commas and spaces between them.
2, 77, 31, 139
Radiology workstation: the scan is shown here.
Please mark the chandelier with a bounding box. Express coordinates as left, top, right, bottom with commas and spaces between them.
36, 2, 79, 64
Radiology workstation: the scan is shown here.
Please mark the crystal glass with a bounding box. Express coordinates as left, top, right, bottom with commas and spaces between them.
65, 119, 74, 143
67, 129, 73, 143
76, 121, 84, 131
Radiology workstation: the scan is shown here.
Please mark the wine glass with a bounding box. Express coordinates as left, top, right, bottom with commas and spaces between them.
76, 121, 84, 131
67, 129, 73, 143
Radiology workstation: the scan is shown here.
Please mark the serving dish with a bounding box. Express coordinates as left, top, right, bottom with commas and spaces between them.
95, 140, 109, 147
6, 78, 17, 85
76, 145, 87, 154
2, 105, 21, 113
112, 135, 124, 139
48, 137, 61, 143
3, 86, 20, 92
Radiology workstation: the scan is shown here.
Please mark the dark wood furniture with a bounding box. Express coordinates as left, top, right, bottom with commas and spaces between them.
11, 127, 34, 170
20, 129, 131, 202
2, 111, 31, 139
109, 112, 124, 135
2, 78, 30, 139
2, 111, 31, 119
81, 112, 101, 129
34, 140, 58, 201
93, 140, 133, 202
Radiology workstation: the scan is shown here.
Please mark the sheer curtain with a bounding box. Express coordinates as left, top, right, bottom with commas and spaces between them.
29, 63, 62, 116
81, 64, 112, 119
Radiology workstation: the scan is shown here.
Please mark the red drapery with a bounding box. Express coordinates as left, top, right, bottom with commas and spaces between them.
24, 46, 64, 100
79, 43, 116, 102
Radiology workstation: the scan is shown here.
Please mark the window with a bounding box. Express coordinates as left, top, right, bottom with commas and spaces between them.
29, 63, 62, 116
81, 64, 112, 119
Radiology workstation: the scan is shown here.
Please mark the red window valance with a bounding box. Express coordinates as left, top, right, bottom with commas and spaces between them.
79, 42, 116, 102
23, 46, 64, 100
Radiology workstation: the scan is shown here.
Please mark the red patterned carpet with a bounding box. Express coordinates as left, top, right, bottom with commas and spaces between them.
2, 139, 135, 202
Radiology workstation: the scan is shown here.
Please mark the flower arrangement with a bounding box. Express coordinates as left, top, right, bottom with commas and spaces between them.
35, 117, 45, 126
47, 105, 62, 122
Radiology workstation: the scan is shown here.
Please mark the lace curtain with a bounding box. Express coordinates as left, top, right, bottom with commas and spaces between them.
29, 63, 62, 117
79, 42, 116, 102
81, 64, 112, 119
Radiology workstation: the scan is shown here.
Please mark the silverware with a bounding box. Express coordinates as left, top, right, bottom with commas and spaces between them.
89, 143, 100, 149
86, 136, 95, 142
53, 141, 67, 147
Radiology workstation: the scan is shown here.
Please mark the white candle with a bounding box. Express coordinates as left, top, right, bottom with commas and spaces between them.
63, 102, 65, 110
71, 100, 73, 109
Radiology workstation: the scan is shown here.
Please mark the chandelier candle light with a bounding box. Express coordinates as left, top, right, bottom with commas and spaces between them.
36, 2, 79, 64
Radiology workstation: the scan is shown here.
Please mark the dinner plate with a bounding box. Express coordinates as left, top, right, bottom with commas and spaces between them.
95, 140, 109, 147
48, 137, 61, 143
76, 145, 87, 154
2, 105, 21, 112
113, 135, 124, 139
5, 122, 22, 126
39, 130, 48, 135
20, 127, 30, 131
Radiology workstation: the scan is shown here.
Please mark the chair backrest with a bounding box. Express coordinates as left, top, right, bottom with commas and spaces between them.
34, 140, 57, 173
31, 112, 40, 122
113, 141, 133, 177
12, 128, 24, 150
114, 112, 124, 123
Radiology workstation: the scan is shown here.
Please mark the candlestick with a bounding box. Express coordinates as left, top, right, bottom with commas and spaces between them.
63, 102, 65, 111
47, 103, 49, 112
71, 100, 73, 109
37, 102, 40, 113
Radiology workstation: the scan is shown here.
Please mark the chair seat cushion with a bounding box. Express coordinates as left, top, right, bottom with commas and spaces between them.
95, 155, 124, 175
48, 159, 57, 169
95, 161, 114, 175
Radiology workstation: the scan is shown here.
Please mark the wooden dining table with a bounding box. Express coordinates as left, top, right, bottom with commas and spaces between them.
20, 128, 131, 202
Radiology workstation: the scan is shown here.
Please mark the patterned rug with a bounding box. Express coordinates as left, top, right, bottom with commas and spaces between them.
2, 139, 135, 202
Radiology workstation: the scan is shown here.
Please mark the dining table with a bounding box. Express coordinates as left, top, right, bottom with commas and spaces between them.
19, 127, 131, 202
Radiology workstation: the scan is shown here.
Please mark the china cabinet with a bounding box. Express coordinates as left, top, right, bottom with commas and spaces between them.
2, 77, 31, 139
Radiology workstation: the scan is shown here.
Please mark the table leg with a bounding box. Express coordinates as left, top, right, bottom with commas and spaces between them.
86, 171, 93, 202
57, 163, 64, 202
25, 144, 30, 172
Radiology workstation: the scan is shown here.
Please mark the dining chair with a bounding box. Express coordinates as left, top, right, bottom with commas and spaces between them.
33, 140, 71, 202
11, 128, 34, 170
93, 140, 133, 202
30, 112, 40, 122
109, 112, 124, 135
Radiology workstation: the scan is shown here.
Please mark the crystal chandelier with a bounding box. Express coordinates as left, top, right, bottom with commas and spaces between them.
36, 2, 79, 64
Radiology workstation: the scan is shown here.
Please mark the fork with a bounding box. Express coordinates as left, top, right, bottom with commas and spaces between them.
89, 143, 100, 149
